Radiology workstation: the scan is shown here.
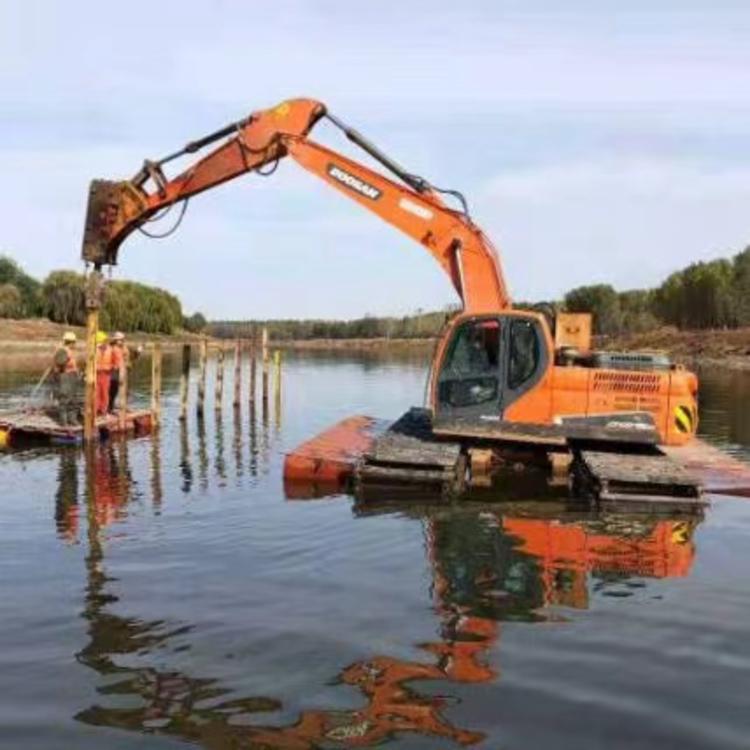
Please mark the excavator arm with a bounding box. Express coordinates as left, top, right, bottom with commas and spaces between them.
81, 97, 509, 313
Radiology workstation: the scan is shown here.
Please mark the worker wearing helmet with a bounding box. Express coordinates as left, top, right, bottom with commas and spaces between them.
95, 330, 113, 416
108, 331, 127, 413
51, 331, 80, 426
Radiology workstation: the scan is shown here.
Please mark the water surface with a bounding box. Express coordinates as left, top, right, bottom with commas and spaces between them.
1, 352, 749, 749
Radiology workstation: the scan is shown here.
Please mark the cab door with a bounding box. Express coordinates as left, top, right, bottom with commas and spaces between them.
435, 318, 504, 419
435, 315, 547, 421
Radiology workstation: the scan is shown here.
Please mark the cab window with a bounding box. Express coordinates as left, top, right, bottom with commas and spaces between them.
508, 319, 539, 390
438, 320, 500, 408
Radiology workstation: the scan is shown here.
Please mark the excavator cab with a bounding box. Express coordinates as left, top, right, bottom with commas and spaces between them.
434, 312, 549, 421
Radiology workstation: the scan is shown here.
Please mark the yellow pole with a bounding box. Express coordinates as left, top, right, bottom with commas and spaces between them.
83, 308, 98, 442
83, 269, 105, 442
179, 343, 191, 421
197, 338, 207, 417
151, 343, 162, 429
273, 350, 282, 430
117, 346, 128, 433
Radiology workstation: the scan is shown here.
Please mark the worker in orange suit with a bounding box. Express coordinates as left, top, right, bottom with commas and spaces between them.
95, 331, 113, 416
108, 331, 126, 413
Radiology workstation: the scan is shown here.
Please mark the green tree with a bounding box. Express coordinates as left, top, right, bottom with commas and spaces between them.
184, 312, 207, 333
0, 255, 41, 316
41, 270, 86, 325
0, 283, 22, 317
654, 259, 736, 329
732, 246, 750, 326
564, 284, 622, 335
618, 289, 659, 333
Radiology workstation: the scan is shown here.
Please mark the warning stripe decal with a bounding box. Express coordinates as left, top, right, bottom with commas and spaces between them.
674, 405, 694, 434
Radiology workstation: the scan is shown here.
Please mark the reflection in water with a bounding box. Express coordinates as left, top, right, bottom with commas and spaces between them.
274, 366, 282, 435
504, 512, 699, 608
83, 441, 133, 530
196, 415, 208, 491
696, 366, 750, 457
55, 449, 80, 544
62, 438, 703, 748
214, 413, 227, 483
262, 391, 270, 473
150, 431, 163, 509
233, 405, 243, 480
179, 419, 193, 494
249, 400, 259, 477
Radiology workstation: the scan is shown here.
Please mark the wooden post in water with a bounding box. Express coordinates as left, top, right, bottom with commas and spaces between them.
233, 339, 241, 408
117, 348, 128, 433
261, 328, 269, 406
83, 308, 98, 442
249, 339, 257, 404
179, 344, 191, 421
197, 338, 208, 417
273, 350, 282, 430
83, 270, 106, 442
151, 343, 162, 429
215, 345, 225, 412
273, 350, 282, 394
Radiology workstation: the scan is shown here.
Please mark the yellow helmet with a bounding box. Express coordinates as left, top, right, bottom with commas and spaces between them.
96, 331, 108, 344
62, 331, 77, 344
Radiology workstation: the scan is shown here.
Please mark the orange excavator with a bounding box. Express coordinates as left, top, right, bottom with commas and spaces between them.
81, 97, 698, 446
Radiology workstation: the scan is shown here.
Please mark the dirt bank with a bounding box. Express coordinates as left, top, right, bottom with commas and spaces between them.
3, 320, 750, 371
600, 327, 750, 371
279, 327, 750, 370
0, 318, 206, 367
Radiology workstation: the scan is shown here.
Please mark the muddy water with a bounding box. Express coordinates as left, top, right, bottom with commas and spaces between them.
0, 352, 749, 749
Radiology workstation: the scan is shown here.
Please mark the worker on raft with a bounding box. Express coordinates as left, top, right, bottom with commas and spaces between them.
95, 330, 113, 416
108, 331, 126, 413
107, 332, 144, 413
51, 331, 81, 426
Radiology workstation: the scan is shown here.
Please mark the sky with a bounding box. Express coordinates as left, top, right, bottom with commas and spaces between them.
2, 1, 750, 319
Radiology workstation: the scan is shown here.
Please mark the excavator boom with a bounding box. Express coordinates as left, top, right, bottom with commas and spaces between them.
81, 98, 509, 313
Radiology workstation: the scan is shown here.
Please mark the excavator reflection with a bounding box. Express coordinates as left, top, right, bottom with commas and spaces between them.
58, 440, 703, 748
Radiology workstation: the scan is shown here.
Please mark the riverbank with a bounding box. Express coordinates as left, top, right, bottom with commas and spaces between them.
277, 326, 750, 370
3, 319, 750, 371
0, 318, 204, 368
600, 326, 750, 371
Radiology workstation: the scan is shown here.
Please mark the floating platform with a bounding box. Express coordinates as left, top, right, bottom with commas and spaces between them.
0, 409, 153, 448
282, 415, 387, 497
284, 407, 750, 505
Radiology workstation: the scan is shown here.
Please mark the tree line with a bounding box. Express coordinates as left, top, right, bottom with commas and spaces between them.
4, 243, 750, 340
0, 255, 206, 335
210, 309, 455, 341
564, 246, 750, 335
211, 244, 750, 340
